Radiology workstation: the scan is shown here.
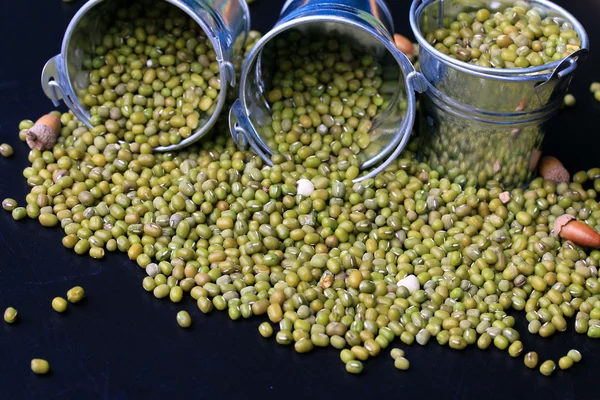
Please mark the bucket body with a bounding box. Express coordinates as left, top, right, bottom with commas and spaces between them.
410, 0, 589, 189
41, 0, 250, 152
230, 0, 427, 182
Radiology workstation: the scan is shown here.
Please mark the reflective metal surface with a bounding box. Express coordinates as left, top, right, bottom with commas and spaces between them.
411, 0, 589, 114
231, 0, 425, 182
41, 0, 249, 152
410, 0, 590, 189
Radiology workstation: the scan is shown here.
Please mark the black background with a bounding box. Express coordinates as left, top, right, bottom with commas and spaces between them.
1, 0, 599, 399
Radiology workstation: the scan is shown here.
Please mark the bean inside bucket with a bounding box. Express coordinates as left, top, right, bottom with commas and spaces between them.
231, 4, 422, 182
42, 0, 249, 152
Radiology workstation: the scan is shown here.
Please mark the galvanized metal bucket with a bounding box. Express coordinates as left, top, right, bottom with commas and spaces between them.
41, 0, 250, 152
229, 0, 427, 182
410, 0, 589, 189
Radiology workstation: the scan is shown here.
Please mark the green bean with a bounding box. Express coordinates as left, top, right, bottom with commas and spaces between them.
567, 349, 582, 363
294, 338, 314, 353
394, 357, 410, 371
52, 297, 68, 313
390, 348, 405, 360
0, 143, 13, 157
558, 356, 574, 370
66, 286, 85, 303
30, 359, 50, 375
176, 310, 192, 328
345, 360, 364, 374
2, 198, 17, 211
524, 352, 538, 369
539, 360, 556, 376
259, 322, 273, 338
563, 94, 576, 107
4, 307, 18, 323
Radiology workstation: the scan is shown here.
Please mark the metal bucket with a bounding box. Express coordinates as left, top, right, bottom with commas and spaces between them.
410, 0, 589, 189
229, 0, 427, 182
41, 0, 250, 152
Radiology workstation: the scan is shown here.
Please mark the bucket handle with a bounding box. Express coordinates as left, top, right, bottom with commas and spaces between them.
534, 48, 589, 102
41, 54, 92, 127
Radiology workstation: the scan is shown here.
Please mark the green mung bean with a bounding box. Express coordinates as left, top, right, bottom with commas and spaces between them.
259, 322, 273, 338
345, 360, 364, 374
4, 307, 18, 323
176, 311, 192, 328
524, 352, 538, 369
567, 349, 582, 363
67, 286, 85, 303
394, 357, 410, 371
52, 297, 68, 313
558, 356, 574, 370
2, 198, 17, 211
30, 359, 50, 375
540, 360, 556, 376
0, 143, 13, 157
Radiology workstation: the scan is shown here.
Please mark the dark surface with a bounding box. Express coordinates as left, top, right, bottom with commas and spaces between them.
1, 0, 599, 399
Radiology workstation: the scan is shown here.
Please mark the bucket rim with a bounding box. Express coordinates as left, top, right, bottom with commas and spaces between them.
58, 0, 248, 152
280, 0, 395, 33
409, 0, 590, 79
237, 13, 418, 171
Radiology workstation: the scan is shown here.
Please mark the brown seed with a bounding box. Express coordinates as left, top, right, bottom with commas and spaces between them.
539, 156, 570, 183
27, 114, 61, 151
529, 149, 542, 171
552, 214, 600, 248
394, 34, 414, 57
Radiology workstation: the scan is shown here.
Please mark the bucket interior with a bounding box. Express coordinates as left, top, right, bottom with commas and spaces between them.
63, 0, 228, 150
418, 0, 579, 42
413, 0, 586, 113
241, 20, 411, 168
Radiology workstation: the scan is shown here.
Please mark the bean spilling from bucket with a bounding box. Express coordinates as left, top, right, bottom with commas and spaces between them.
79, 2, 222, 149
262, 30, 404, 178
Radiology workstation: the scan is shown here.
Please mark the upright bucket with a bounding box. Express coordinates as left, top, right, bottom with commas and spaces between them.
230, 0, 427, 182
41, 0, 250, 152
410, 0, 589, 189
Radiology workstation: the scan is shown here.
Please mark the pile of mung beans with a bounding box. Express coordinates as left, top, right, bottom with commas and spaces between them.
424, 1, 581, 68
261, 30, 403, 169
79, 1, 222, 148
1, 15, 600, 379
